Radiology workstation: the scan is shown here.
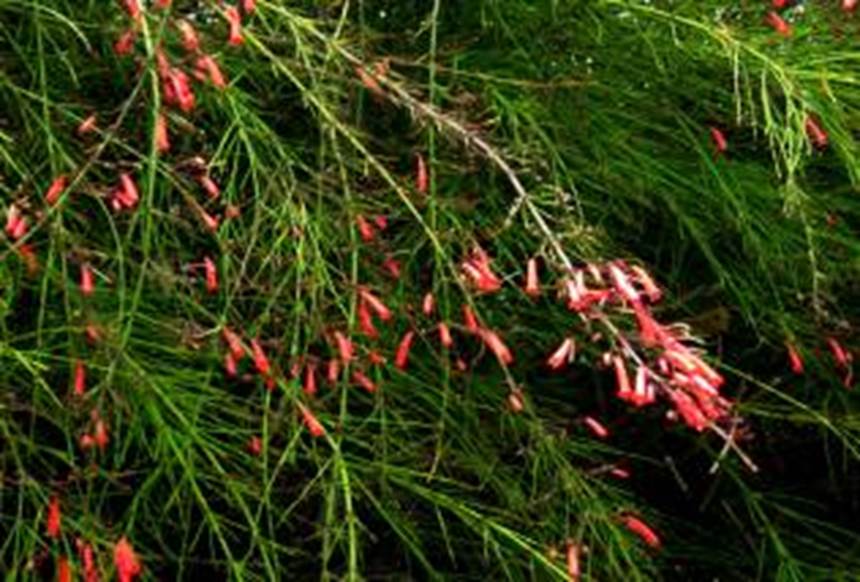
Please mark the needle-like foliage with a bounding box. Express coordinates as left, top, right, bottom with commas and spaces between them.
0, 1, 858, 580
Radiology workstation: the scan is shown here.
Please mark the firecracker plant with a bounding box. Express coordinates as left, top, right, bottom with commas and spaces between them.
1, 0, 859, 580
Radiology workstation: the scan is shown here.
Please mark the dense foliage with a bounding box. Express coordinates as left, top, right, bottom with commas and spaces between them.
0, 0, 859, 579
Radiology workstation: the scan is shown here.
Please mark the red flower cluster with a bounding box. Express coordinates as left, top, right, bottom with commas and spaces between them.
536, 259, 732, 432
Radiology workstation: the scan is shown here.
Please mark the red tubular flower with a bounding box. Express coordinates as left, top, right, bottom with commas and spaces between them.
155, 49, 171, 78
695, 357, 724, 389
161, 79, 176, 108
632, 365, 653, 406
250, 339, 271, 376
298, 403, 325, 437
168, 69, 195, 113
326, 358, 340, 383
462, 249, 502, 293
79, 263, 94, 297
663, 346, 723, 389
155, 113, 170, 153
479, 329, 513, 365
368, 350, 386, 366
668, 389, 708, 431
613, 356, 632, 402
357, 301, 379, 339
845, 0, 858, 11
203, 256, 218, 293
583, 416, 609, 439
826, 337, 851, 369
438, 322, 453, 348
805, 116, 828, 149
57, 555, 72, 582
198, 208, 220, 232
356, 214, 375, 242
74, 360, 87, 396
10, 217, 28, 240
77, 539, 98, 582
224, 352, 238, 378
772, 0, 788, 8
45, 175, 68, 205
222, 327, 245, 360
46, 496, 61, 538
415, 153, 428, 194
394, 331, 415, 370
352, 370, 377, 393
570, 282, 602, 312
462, 304, 479, 333
114, 536, 142, 582
303, 363, 317, 396
355, 66, 384, 97
195, 55, 228, 89
114, 29, 136, 56
118, 173, 139, 209
630, 265, 662, 303
765, 11, 792, 37
610, 467, 631, 479
547, 338, 575, 370
177, 20, 200, 52
5, 204, 27, 240
607, 262, 640, 304
77, 114, 97, 135
709, 126, 727, 154
243, 0, 257, 14
620, 515, 661, 549
248, 435, 262, 456
786, 342, 804, 375
507, 389, 525, 413
224, 6, 244, 46
664, 347, 701, 376
382, 255, 401, 279
122, 0, 142, 21
197, 176, 220, 200
563, 277, 585, 312
374, 215, 388, 230
421, 292, 435, 317
565, 541, 580, 582
93, 418, 109, 451
632, 302, 664, 347
524, 257, 540, 297
688, 373, 719, 400
334, 331, 354, 363
154, 0, 171, 8
359, 288, 392, 321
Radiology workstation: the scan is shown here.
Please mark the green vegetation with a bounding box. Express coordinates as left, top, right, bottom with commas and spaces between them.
0, 0, 858, 579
